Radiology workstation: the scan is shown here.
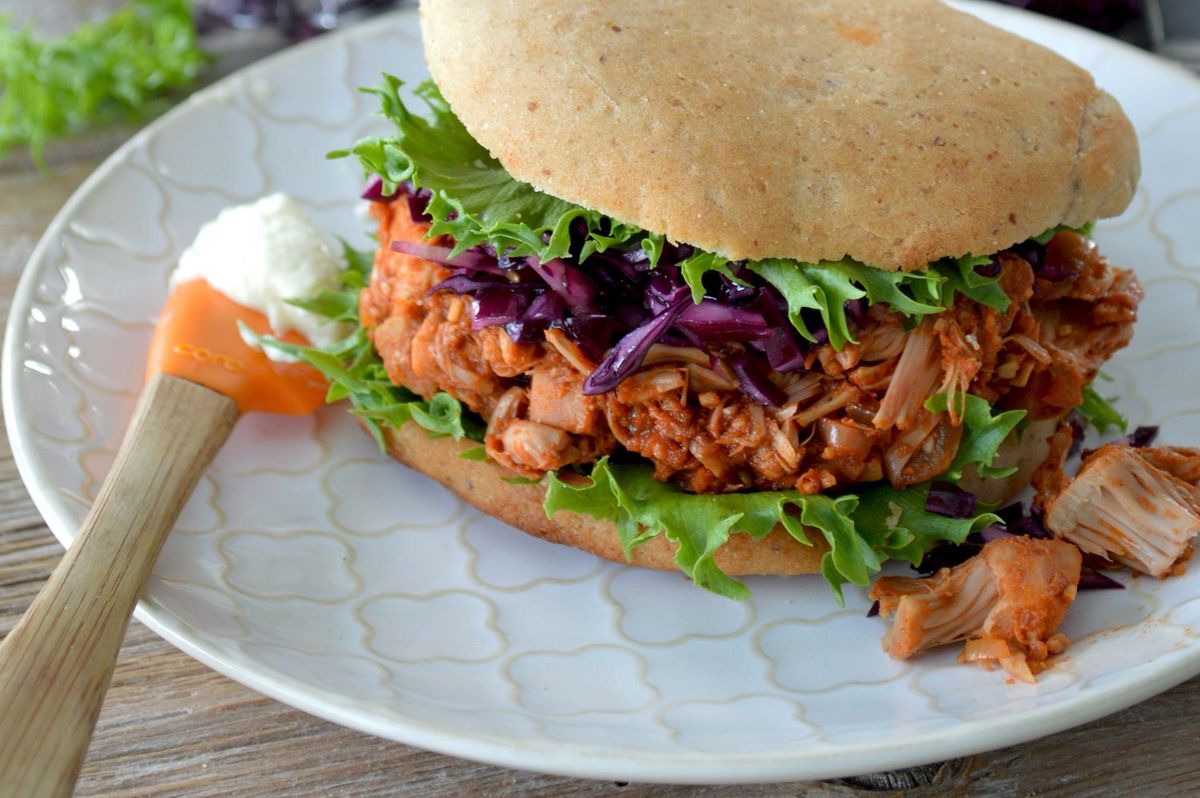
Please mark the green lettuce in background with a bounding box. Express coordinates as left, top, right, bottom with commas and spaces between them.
0, 0, 208, 164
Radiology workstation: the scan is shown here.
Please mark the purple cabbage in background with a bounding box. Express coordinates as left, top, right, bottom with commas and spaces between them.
1011, 236, 1089, 283
994, 0, 1142, 32
197, 0, 398, 39
974, 257, 1003, 279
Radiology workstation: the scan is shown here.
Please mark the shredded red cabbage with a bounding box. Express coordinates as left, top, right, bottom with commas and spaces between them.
526, 257, 598, 314
844, 298, 867, 326
523, 291, 566, 323
584, 289, 691, 395
429, 271, 519, 297
925, 482, 978, 519
409, 210, 1049, 403
726, 351, 787, 408
365, 180, 432, 225
471, 289, 529, 330
361, 176, 394, 201
918, 501, 1119, 589
1067, 411, 1087, 459
921, 502, 1034, 573
1122, 425, 1160, 448
415, 229, 804, 404
1012, 238, 1077, 282
405, 188, 433, 224
979, 524, 1014, 543
560, 315, 618, 362
1078, 569, 1125, 590
1015, 506, 1051, 539
394, 241, 503, 273
677, 301, 773, 343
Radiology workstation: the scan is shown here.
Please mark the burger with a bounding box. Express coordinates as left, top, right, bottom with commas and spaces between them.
297, 0, 1142, 601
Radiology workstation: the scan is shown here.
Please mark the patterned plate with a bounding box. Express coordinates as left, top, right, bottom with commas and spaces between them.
4, 2, 1200, 784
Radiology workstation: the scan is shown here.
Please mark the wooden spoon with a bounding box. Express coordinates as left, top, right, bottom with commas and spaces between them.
0, 278, 328, 797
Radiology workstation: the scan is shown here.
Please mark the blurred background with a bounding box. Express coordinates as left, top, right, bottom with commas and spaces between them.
0, 0, 1195, 166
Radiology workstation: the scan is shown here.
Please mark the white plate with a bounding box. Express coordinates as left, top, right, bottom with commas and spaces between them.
5, 2, 1200, 784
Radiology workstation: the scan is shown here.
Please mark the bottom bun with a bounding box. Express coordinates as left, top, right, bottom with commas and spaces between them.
377, 415, 1064, 579
379, 422, 829, 576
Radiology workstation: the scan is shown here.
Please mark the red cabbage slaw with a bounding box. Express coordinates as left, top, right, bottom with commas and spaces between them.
381, 182, 1070, 406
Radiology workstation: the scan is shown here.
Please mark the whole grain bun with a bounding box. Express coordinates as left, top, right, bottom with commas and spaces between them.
420, 0, 1139, 270
379, 421, 829, 576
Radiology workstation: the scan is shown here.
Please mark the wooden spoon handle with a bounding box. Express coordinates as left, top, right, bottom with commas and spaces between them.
0, 374, 239, 797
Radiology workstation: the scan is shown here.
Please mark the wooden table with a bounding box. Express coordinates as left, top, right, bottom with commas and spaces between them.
3, 12, 1200, 798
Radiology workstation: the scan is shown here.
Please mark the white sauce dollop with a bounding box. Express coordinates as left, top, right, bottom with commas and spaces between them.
172, 193, 349, 359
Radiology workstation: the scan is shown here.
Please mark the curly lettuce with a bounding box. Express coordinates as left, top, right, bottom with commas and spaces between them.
0, 0, 208, 164
329, 76, 655, 268
925, 393, 1027, 482
1077, 384, 1129, 435
545, 460, 998, 602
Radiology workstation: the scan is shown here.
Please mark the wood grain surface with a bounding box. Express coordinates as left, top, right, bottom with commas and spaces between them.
0, 375, 238, 797
2, 9, 1200, 797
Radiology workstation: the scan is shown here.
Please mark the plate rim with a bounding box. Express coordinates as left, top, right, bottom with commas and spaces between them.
4, 2, 1200, 784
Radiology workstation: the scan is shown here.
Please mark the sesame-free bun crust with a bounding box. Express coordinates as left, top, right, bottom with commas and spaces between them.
420, 0, 1139, 270
379, 421, 829, 576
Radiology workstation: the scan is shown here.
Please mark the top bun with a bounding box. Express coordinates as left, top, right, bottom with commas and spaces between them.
420, 0, 1139, 271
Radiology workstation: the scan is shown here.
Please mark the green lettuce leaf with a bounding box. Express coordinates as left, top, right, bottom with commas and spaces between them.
851, 482, 999, 568
285, 242, 369, 323
747, 259, 958, 350
938, 222, 1095, 311
329, 75, 651, 267
680, 251, 743, 304
841, 260, 944, 316
931, 255, 1010, 313
545, 458, 997, 602
243, 324, 482, 446
924, 393, 1027, 482
746, 260, 866, 349
1077, 384, 1129, 434
1034, 220, 1096, 245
